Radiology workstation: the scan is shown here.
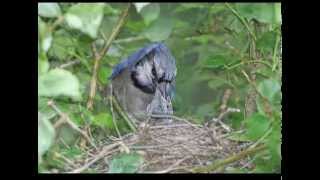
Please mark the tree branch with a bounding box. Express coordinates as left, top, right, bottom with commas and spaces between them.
86, 3, 131, 110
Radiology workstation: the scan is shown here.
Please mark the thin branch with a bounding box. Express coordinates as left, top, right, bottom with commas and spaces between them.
99, 30, 107, 41
191, 144, 267, 173
109, 83, 122, 139
86, 3, 131, 110
219, 89, 232, 112
54, 152, 77, 169
59, 60, 81, 69
69, 142, 122, 173
225, 3, 256, 41
59, 137, 71, 149
149, 124, 193, 129
272, 32, 281, 71
208, 89, 240, 132
250, 127, 273, 149
48, 100, 97, 149
130, 132, 206, 150
99, 4, 131, 57
53, 115, 66, 129
225, 60, 273, 70
111, 95, 137, 132
114, 36, 146, 43
91, 43, 99, 59
215, 108, 241, 123
211, 108, 240, 132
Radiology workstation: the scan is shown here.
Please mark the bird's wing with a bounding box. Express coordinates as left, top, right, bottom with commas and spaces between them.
153, 44, 177, 82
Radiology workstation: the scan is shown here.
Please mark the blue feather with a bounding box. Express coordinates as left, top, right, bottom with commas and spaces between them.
109, 42, 164, 79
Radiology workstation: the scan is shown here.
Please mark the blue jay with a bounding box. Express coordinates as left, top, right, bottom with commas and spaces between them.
109, 42, 177, 122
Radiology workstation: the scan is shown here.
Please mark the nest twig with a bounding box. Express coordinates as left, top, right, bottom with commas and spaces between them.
61, 114, 261, 173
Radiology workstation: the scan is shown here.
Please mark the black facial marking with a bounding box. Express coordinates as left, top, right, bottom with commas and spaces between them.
131, 70, 156, 94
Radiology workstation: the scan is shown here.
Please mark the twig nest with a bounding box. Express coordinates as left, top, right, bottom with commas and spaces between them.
68, 119, 251, 173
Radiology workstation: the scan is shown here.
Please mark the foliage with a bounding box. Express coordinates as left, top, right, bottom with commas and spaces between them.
38, 112, 55, 164
38, 2, 282, 173
108, 153, 144, 173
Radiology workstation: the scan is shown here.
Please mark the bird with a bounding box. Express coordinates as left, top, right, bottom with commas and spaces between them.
109, 42, 177, 123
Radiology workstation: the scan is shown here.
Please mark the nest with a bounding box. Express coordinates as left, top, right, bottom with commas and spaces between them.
62, 117, 255, 173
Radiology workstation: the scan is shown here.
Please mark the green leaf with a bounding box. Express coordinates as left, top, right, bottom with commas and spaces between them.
139, 3, 160, 26
125, 20, 147, 33
38, 3, 61, 18
93, 113, 114, 129
98, 66, 112, 85
257, 79, 281, 103
38, 52, 49, 75
48, 29, 76, 60
65, 3, 105, 39
104, 4, 119, 15
108, 153, 144, 173
38, 17, 52, 52
202, 55, 227, 69
143, 16, 173, 42
61, 147, 83, 159
134, 3, 150, 13
80, 105, 94, 123
245, 113, 270, 141
38, 112, 55, 164
256, 31, 277, 55
38, 97, 56, 120
100, 16, 119, 39
235, 3, 280, 24
275, 3, 281, 24
38, 68, 81, 101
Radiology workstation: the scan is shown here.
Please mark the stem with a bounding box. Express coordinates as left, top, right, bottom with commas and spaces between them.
114, 36, 146, 43
225, 60, 273, 70
250, 127, 273, 149
111, 95, 137, 132
70, 52, 91, 73
225, 3, 256, 41
272, 32, 281, 71
59, 60, 81, 69
109, 83, 122, 139
99, 4, 131, 57
86, 4, 131, 110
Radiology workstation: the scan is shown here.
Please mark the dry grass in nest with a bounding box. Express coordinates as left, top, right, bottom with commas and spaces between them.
65, 119, 254, 173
